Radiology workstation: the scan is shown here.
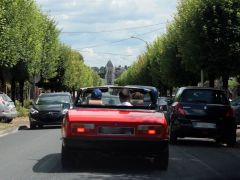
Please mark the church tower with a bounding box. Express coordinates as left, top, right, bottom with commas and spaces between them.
105, 60, 115, 85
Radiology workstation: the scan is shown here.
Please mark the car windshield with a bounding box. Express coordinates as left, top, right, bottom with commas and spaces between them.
76, 87, 155, 109
181, 89, 229, 105
36, 95, 70, 105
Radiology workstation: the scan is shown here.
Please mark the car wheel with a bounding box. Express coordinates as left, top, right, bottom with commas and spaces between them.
153, 147, 169, 171
30, 123, 36, 129
1, 118, 12, 123
38, 124, 43, 129
225, 128, 236, 147
169, 125, 177, 144
61, 145, 75, 168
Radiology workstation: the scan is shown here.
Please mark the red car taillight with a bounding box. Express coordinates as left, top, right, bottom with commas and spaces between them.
137, 125, 163, 136
71, 123, 95, 136
174, 102, 186, 116
225, 107, 234, 118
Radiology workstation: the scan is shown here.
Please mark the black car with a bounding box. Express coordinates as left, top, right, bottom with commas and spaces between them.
29, 92, 73, 129
169, 87, 236, 147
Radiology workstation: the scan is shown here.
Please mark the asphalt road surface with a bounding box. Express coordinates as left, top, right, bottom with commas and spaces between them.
0, 127, 240, 180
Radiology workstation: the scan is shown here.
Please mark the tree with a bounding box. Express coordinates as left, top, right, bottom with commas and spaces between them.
175, 0, 240, 89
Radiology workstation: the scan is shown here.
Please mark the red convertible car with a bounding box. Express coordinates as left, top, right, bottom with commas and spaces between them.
61, 86, 169, 170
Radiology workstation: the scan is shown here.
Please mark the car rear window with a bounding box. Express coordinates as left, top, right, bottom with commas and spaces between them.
181, 89, 229, 105
36, 95, 70, 105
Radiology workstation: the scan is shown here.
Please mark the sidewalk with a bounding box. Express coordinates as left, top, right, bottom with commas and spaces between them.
0, 117, 29, 137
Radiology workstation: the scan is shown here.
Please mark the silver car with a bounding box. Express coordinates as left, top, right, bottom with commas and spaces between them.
0, 92, 17, 123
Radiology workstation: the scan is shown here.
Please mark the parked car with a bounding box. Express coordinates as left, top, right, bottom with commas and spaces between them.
61, 86, 169, 170
0, 92, 17, 123
230, 96, 240, 125
169, 87, 236, 147
29, 92, 73, 129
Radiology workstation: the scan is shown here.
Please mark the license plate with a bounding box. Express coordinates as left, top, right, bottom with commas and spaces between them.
98, 126, 135, 136
193, 122, 216, 129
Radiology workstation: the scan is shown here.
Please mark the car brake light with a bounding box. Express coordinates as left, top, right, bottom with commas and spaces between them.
76, 127, 86, 133
148, 129, 156, 135
137, 125, 163, 135
174, 102, 186, 115
71, 123, 95, 135
226, 108, 234, 117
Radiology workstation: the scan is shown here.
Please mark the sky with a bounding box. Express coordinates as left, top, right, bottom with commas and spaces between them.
35, 0, 178, 67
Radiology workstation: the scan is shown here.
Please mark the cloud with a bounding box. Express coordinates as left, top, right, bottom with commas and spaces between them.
36, 0, 178, 67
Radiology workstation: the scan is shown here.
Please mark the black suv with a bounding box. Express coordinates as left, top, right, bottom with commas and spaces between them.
29, 92, 73, 129
169, 87, 236, 147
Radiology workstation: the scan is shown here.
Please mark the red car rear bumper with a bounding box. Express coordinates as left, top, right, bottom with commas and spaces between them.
63, 137, 168, 155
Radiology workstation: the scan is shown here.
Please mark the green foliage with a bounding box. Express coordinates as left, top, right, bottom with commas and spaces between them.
15, 100, 28, 117
229, 78, 239, 89
117, 0, 240, 91
0, 0, 101, 96
176, 0, 240, 78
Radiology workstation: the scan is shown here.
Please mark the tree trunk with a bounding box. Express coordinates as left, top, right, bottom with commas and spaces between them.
169, 87, 173, 97
222, 75, 229, 90
0, 78, 6, 93
11, 78, 16, 103
72, 89, 75, 99
19, 81, 24, 107
209, 75, 215, 88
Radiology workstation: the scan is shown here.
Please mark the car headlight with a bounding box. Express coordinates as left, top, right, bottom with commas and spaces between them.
30, 108, 39, 114
62, 108, 69, 114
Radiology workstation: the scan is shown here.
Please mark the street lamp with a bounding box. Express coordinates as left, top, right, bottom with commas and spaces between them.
130, 36, 149, 47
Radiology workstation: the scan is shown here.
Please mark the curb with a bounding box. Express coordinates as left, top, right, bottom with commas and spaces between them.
0, 124, 29, 137
0, 127, 18, 137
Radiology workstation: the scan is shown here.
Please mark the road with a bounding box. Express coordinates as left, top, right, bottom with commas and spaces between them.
0, 127, 240, 180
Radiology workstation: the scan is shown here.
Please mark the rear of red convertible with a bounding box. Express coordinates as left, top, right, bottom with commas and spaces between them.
61, 108, 169, 170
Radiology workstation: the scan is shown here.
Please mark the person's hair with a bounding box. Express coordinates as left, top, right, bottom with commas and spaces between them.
91, 88, 102, 100
119, 88, 131, 102
132, 92, 144, 100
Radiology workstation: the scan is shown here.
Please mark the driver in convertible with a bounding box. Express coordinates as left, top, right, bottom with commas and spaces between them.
88, 88, 103, 105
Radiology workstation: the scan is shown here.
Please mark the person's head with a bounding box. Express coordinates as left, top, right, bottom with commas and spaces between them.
91, 88, 102, 100
132, 92, 144, 100
119, 88, 131, 103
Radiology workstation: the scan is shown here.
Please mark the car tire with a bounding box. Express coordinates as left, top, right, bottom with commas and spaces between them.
61, 145, 75, 168
30, 123, 36, 129
1, 118, 12, 123
169, 125, 177, 144
153, 147, 169, 171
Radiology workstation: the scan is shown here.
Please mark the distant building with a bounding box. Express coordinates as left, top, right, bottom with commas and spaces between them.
115, 65, 127, 79
105, 60, 115, 85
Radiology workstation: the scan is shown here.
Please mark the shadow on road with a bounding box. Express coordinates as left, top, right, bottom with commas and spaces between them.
18, 125, 61, 131
32, 153, 164, 175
